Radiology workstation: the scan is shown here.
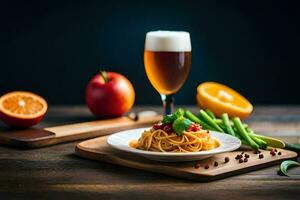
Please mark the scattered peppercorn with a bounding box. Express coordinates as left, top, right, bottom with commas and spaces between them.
235, 155, 241, 160
194, 163, 200, 169
244, 158, 248, 162
239, 158, 243, 163
214, 161, 218, 167
270, 151, 276, 156
259, 154, 264, 159
274, 149, 278, 152
225, 157, 230, 163
204, 164, 209, 169
241, 151, 244, 155
278, 151, 282, 155
254, 151, 260, 154
244, 154, 250, 158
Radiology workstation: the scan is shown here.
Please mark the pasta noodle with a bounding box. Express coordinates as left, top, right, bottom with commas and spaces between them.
131, 129, 219, 153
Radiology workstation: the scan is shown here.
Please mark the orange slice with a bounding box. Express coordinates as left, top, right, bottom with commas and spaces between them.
196, 82, 253, 119
0, 91, 48, 127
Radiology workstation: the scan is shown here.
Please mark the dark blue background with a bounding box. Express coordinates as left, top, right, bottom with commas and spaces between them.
0, 0, 298, 105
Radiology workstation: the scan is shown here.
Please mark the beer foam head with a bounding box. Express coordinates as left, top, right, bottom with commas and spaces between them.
145, 31, 191, 52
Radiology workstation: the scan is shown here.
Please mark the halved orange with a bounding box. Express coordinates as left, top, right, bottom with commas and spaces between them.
0, 91, 48, 127
196, 82, 253, 119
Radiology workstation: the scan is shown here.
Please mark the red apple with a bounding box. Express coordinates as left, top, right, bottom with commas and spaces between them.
85, 71, 135, 118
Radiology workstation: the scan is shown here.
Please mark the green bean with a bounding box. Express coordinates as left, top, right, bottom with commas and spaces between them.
198, 110, 223, 132
246, 128, 267, 149
214, 118, 248, 128
284, 143, 300, 153
184, 110, 215, 130
205, 109, 216, 119
221, 113, 236, 136
218, 123, 226, 131
232, 126, 242, 140
214, 119, 223, 125
241, 139, 249, 146
232, 117, 259, 150
213, 119, 228, 131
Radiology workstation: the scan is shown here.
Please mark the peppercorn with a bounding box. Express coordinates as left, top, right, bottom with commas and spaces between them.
244, 158, 248, 162
254, 151, 259, 154
270, 151, 276, 156
259, 154, 264, 159
244, 154, 250, 158
235, 155, 241, 160
239, 158, 243, 163
278, 151, 282, 155
204, 164, 209, 169
224, 157, 230, 163
241, 151, 244, 155
194, 163, 200, 169
214, 161, 218, 167
274, 149, 278, 152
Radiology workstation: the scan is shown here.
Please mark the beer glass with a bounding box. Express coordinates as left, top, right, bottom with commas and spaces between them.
144, 31, 191, 114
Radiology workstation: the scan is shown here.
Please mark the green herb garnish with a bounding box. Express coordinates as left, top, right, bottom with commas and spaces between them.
173, 108, 185, 119
162, 114, 174, 124
172, 116, 191, 136
162, 108, 185, 124
278, 160, 300, 176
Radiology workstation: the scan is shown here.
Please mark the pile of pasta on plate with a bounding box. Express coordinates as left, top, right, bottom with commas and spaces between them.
131, 109, 220, 153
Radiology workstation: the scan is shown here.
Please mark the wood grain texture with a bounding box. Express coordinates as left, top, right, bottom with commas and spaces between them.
0, 115, 161, 148
75, 136, 297, 181
0, 106, 299, 200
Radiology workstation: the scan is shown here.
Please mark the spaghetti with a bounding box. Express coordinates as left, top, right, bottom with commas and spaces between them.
131, 128, 219, 153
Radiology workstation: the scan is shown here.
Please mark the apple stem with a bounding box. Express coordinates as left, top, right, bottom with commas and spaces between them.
100, 71, 109, 83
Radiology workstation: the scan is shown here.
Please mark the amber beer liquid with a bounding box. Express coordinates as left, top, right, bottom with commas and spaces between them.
144, 51, 191, 94
144, 31, 191, 95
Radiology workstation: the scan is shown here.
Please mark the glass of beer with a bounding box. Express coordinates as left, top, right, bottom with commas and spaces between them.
144, 31, 191, 114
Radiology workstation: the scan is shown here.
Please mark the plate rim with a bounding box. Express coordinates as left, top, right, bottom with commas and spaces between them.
107, 127, 241, 157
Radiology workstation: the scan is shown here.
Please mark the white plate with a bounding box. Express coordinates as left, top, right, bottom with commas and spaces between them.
107, 127, 241, 162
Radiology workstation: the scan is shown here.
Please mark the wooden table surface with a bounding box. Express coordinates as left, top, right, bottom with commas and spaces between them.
0, 106, 299, 200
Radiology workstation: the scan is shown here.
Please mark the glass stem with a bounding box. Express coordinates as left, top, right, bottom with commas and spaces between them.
161, 94, 174, 115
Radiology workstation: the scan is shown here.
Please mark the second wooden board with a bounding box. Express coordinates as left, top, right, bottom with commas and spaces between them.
75, 136, 298, 181
0, 115, 161, 148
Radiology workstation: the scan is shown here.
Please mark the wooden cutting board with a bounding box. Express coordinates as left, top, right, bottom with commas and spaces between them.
75, 136, 298, 181
0, 115, 161, 149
